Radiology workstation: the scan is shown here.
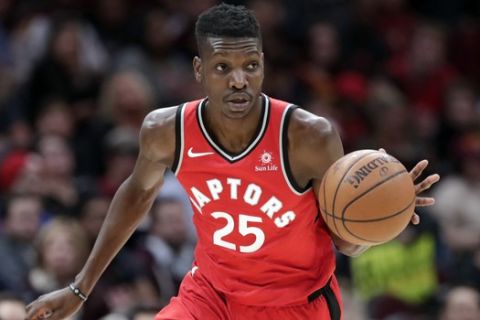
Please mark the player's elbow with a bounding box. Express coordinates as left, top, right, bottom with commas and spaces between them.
337, 243, 370, 257
331, 234, 370, 257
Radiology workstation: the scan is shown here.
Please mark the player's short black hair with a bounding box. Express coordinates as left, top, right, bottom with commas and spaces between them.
195, 3, 261, 50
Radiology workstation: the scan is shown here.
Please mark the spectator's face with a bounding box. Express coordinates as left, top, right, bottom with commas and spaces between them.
442, 287, 480, 320
112, 74, 151, 117
309, 23, 339, 68
194, 37, 264, 119
410, 26, 445, 72
36, 104, 74, 139
52, 22, 81, 68
38, 136, 74, 177
0, 300, 26, 320
5, 197, 42, 242
153, 202, 188, 247
42, 230, 79, 278
144, 10, 172, 53
445, 86, 476, 128
11, 153, 45, 195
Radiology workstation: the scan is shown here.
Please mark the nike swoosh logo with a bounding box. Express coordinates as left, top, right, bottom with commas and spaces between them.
187, 147, 214, 158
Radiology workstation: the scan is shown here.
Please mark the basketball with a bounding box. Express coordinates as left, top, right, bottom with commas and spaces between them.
319, 150, 416, 246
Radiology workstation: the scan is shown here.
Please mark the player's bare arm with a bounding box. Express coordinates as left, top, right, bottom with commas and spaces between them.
287, 108, 369, 257
25, 106, 178, 320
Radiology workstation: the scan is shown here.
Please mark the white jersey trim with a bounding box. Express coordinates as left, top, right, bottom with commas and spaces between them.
198, 93, 270, 162
174, 105, 186, 176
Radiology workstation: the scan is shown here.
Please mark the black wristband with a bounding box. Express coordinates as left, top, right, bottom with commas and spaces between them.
68, 283, 88, 301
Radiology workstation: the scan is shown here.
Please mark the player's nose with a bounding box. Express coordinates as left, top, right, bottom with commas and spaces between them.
229, 69, 248, 89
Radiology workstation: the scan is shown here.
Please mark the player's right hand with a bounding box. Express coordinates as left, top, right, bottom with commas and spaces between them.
25, 287, 84, 320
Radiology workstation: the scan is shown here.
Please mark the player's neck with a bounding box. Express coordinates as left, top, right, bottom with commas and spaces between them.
204, 98, 263, 154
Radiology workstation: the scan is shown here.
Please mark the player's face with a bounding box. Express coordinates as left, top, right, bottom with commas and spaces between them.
194, 37, 264, 119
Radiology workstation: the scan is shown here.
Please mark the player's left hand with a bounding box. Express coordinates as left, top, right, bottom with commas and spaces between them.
408, 159, 440, 224
379, 149, 440, 225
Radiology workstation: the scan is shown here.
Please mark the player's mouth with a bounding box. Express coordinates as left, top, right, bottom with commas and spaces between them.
226, 94, 252, 111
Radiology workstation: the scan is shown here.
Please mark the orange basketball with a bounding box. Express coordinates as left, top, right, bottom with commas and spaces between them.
319, 149, 416, 246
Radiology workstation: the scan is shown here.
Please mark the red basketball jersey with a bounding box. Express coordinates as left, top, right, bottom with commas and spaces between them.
172, 94, 335, 306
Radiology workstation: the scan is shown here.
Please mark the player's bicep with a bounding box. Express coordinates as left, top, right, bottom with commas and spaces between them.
289, 109, 344, 192
304, 118, 344, 197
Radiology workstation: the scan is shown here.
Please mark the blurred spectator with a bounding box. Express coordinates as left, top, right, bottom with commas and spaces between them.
0, 194, 42, 301
333, 71, 370, 151
79, 195, 111, 246
113, 7, 201, 106
158, 171, 196, 238
431, 130, 480, 287
0, 292, 27, 320
36, 134, 79, 214
7, 4, 50, 86
439, 285, 480, 320
35, 100, 75, 139
450, 18, 480, 83
386, 22, 457, 112
1, 151, 45, 196
342, 0, 388, 74
145, 197, 195, 300
90, 0, 136, 54
374, 0, 416, 57
29, 217, 89, 296
436, 81, 480, 169
99, 70, 154, 133
298, 21, 341, 106
362, 77, 419, 166
129, 305, 159, 320
83, 234, 160, 320
19, 14, 104, 124
350, 211, 443, 319
99, 128, 138, 197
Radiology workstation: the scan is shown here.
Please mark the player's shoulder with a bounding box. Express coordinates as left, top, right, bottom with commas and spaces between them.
142, 105, 179, 133
140, 105, 180, 164
288, 107, 337, 147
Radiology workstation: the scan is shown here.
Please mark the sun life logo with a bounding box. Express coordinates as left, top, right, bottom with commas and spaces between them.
255, 151, 278, 172
260, 151, 272, 164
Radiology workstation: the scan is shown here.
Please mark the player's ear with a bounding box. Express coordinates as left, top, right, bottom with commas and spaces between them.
193, 56, 202, 83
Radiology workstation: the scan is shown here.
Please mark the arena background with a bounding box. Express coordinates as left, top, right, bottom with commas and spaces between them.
0, 0, 479, 319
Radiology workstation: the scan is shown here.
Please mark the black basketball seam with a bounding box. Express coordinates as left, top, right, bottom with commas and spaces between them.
340, 169, 412, 243
330, 150, 378, 239
341, 197, 415, 243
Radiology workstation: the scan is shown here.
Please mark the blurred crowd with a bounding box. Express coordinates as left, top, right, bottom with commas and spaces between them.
0, 0, 479, 319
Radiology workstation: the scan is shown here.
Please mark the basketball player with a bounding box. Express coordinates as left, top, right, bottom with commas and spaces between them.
25, 4, 440, 320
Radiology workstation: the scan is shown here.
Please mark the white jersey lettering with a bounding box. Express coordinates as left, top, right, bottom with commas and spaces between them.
226, 178, 241, 199
274, 211, 296, 228
260, 196, 283, 219
206, 178, 223, 200
243, 183, 262, 205
191, 187, 211, 208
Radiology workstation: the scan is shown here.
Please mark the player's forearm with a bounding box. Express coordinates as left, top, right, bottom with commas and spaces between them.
73, 176, 161, 294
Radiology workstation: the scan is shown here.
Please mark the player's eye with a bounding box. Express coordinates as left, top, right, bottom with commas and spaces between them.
215, 64, 228, 72
246, 62, 259, 71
